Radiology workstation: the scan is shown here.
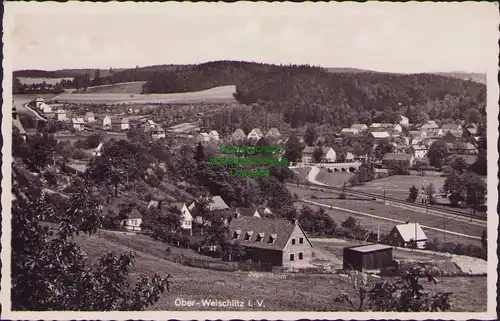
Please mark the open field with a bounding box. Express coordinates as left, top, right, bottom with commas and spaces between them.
315, 169, 352, 186
74, 81, 147, 94
54, 85, 238, 104
75, 231, 487, 311
288, 185, 485, 247
53, 131, 127, 143
17, 77, 73, 85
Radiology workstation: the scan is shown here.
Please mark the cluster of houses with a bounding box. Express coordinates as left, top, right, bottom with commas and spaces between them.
33, 97, 68, 121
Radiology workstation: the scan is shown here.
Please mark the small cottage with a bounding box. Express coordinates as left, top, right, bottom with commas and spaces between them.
412, 145, 428, 159
121, 118, 130, 131
120, 208, 143, 232
388, 222, 427, 249
247, 128, 263, 140
170, 202, 194, 231
343, 244, 394, 271
198, 132, 210, 144
231, 128, 246, 142
72, 118, 85, 131
85, 112, 95, 122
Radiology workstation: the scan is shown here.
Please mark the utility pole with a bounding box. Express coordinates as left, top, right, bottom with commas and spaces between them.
383, 188, 386, 204
377, 224, 380, 243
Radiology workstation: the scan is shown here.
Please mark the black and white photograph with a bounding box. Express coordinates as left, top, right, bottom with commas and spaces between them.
2, 2, 498, 320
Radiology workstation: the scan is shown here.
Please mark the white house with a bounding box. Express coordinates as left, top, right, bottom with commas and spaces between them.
323, 146, 337, 162
412, 144, 428, 158
392, 124, 403, 133
247, 128, 263, 140
399, 115, 410, 127
234, 207, 262, 219
40, 103, 52, 113
92, 142, 104, 157
301, 146, 336, 163
209, 130, 220, 142
34, 97, 45, 108
198, 132, 210, 144
85, 112, 95, 122
56, 109, 67, 121
120, 208, 143, 232
265, 127, 281, 139
121, 118, 130, 131
231, 128, 246, 142
351, 124, 368, 132
389, 222, 427, 249
151, 125, 166, 140
171, 202, 194, 231
340, 128, 359, 135
370, 131, 391, 140
72, 118, 85, 131
102, 116, 112, 130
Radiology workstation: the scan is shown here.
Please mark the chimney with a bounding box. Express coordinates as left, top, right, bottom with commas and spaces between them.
405, 221, 410, 224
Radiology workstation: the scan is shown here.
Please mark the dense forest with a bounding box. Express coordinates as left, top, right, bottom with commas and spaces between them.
141, 61, 487, 128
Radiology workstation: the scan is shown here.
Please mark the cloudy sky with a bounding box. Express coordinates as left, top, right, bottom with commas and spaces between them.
6, 2, 498, 73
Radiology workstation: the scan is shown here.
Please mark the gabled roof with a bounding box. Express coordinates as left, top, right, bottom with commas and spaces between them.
248, 128, 263, 137
351, 123, 367, 130
446, 130, 463, 138
35, 97, 45, 102
341, 127, 358, 133
189, 195, 230, 216
209, 130, 219, 136
441, 123, 461, 130
85, 112, 94, 117
393, 222, 427, 242
266, 127, 281, 137
383, 153, 413, 161
232, 128, 246, 138
228, 217, 302, 251
122, 208, 143, 219
235, 207, 261, 218
302, 146, 316, 155
72, 118, 85, 124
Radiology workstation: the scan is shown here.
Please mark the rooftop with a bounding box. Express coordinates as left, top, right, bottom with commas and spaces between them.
348, 244, 393, 253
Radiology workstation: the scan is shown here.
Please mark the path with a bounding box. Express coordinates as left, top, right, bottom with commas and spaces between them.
20, 103, 47, 121
307, 166, 327, 186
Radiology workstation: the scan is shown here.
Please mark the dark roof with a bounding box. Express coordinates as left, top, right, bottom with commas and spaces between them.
346, 244, 393, 253
228, 217, 299, 251
235, 207, 260, 217
123, 208, 142, 219
170, 202, 186, 211
382, 153, 413, 161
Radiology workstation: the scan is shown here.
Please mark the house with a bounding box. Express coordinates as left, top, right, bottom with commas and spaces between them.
412, 144, 428, 159
228, 217, 313, 267
345, 151, 355, 162
466, 126, 479, 136
56, 109, 68, 121
420, 120, 439, 130
265, 128, 281, 139
351, 124, 368, 132
189, 196, 230, 225
247, 128, 263, 140
34, 97, 45, 108
234, 207, 262, 219
388, 222, 427, 249
85, 112, 95, 122
446, 142, 478, 155
382, 153, 415, 168
263, 207, 273, 216
151, 125, 166, 140
231, 128, 246, 142
72, 118, 85, 131
102, 116, 112, 130
399, 115, 410, 127
343, 244, 394, 271
40, 103, 52, 113
120, 118, 130, 131
340, 128, 359, 136
170, 202, 194, 231
209, 130, 220, 142
198, 132, 210, 144
409, 130, 427, 138
301, 146, 336, 163
120, 208, 143, 232
442, 130, 463, 142
370, 131, 391, 140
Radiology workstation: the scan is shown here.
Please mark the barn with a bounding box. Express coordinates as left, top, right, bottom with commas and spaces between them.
343, 244, 393, 271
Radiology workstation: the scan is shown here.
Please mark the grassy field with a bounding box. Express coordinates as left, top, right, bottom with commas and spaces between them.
54, 85, 238, 104
315, 169, 352, 186
288, 185, 485, 247
74, 81, 147, 94
17, 77, 73, 85
75, 231, 487, 311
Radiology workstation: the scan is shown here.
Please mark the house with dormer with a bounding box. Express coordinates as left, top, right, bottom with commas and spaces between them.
265, 128, 281, 140
247, 128, 263, 140
231, 128, 246, 142
228, 217, 313, 267
85, 112, 95, 123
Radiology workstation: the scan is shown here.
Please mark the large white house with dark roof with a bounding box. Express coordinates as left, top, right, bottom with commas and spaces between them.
228, 217, 313, 267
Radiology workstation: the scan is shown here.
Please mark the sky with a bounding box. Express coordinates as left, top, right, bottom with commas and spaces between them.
6, 2, 499, 73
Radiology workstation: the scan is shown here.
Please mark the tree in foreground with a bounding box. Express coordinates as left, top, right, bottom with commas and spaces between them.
407, 185, 419, 203
335, 268, 452, 312
11, 180, 173, 311
427, 141, 448, 168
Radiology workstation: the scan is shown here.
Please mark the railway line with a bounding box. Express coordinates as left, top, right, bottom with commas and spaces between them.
287, 181, 487, 222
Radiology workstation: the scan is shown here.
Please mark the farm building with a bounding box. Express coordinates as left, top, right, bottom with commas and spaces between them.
121, 118, 130, 131
351, 123, 368, 131
85, 112, 95, 122
231, 128, 246, 142
170, 202, 194, 232
102, 116, 112, 130
120, 208, 143, 232
227, 217, 313, 267
388, 222, 427, 249
343, 244, 394, 271
72, 118, 85, 131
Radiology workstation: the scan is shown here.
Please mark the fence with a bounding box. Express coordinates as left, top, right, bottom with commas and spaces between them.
96, 229, 273, 272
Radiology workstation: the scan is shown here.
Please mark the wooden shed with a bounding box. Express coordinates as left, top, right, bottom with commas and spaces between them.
343, 244, 393, 271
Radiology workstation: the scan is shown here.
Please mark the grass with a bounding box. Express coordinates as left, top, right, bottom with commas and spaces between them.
79, 232, 487, 311
288, 185, 485, 247
75, 232, 487, 311
74, 81, 147, 94
315, 169, 352, 187
54, 85, 238, 105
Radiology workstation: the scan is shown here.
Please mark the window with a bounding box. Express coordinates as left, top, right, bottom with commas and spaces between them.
244, 231, 253, 241
291, 238, 296, 245
299, 252, 303, 260
299, 237, 304, 244
256, 233, 264, 242
233, 231, 240, 240
290, 254, 295, 261
268, 234, 277, 244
